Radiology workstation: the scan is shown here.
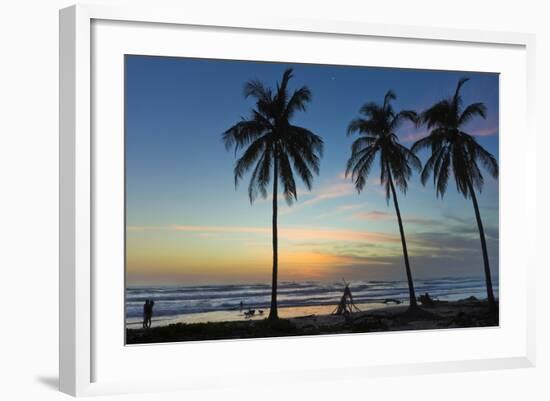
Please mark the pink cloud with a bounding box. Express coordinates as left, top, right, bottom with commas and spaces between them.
401, 131, 428, 143
336, 203, 364, 212
401, 126, 498, 143
353, 211, 437, 225
354, 211, 393, 221
472, 127, 498, 137
299, 182, 355, 207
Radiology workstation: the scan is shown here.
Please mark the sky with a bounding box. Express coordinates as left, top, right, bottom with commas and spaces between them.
125, 55, 499, 286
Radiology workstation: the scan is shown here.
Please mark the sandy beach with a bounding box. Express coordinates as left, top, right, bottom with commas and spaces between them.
126, 297, 498, 344
126, 301, 394, 329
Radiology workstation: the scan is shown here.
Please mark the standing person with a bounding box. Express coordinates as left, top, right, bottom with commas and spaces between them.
142, 300, 149, 329
239, 301, 243, 313
146, 300, 155, 328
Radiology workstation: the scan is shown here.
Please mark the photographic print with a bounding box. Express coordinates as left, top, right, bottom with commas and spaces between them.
125, 56, 499, 344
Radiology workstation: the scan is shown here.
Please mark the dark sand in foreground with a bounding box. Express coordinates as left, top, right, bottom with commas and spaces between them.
126, 298, 498, 344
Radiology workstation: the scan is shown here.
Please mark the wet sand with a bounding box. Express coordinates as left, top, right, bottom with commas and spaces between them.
126, 301, 393, 329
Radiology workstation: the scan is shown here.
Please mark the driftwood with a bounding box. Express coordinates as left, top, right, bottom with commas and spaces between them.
382, 298, 402, 305
418, 293, 447, 307
332, 279, 361, 320
418, 293, 435, 307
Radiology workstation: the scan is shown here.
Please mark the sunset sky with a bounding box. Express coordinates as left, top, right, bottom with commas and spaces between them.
125, 56, 499, 286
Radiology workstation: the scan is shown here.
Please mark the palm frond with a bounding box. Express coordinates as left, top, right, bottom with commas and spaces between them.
411, 135, 435, 154
278, 152, 298, 205
469, 140, 498, 178
247, 152, 269, 203
348, 148, 377, 193
389, 110, 418, 132
420, 145, 446, 186
453, 77, 470, 105
284, 86, 312, 119
345, 146, 370, 178
223, 120, 267, 152
397, 143, 422, 172
434, 149, 451, 198
351, 136, 378, 155
284, 138, 316, 190
347, 118, 380, 137
243, 80, 272, 102
288, 126, 324, 159
451, 77, 469, 117
458, 102, 487, 126
359, 102, 381, 119
421, 100, 452, 129
234, 136, 267, 187
383, 90, 397, 110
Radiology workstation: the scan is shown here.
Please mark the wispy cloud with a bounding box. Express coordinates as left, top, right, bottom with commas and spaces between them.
299, 182, 356, 208
280, 175, 357, 215
400, 126, 498, 143
128, 224, 400, 244
337, 203, 364, 212
354, 211, 393, 221
401, 131, 428, 143
314, 203, 365, 220
353, 210, 438, 225
472, 127, 498, 137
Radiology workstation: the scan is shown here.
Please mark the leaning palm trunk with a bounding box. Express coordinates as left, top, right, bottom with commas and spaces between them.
345, 91, 421, 310
467, 180, 497, 313
388, 169, 418, 308
268, 158, 279, 320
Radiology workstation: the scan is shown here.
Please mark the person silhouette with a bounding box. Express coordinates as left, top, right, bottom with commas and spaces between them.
146, 300, 155, 328
142, 300, 149, 329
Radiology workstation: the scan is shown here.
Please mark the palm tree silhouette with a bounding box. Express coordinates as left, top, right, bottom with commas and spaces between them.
346, 90, 421, 309
412, 77, 498, 312
223, 68, 324, 320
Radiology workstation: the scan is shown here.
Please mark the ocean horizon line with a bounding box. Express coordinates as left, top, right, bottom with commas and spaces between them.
126, 274, 499, 289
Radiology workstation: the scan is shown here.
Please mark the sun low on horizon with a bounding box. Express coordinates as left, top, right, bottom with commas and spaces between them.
125, 55, 499, 287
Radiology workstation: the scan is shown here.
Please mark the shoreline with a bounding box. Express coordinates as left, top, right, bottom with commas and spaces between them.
126, 301, 396, 329
126, 298, 498, 344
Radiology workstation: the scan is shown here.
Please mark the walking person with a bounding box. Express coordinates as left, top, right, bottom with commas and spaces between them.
145, 299, 155, 328
142, 300, 149, 329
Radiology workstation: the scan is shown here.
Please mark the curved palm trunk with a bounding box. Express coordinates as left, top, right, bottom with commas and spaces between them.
467, 181, 497, 313
387, 170, 418, 309
268, 157, 279, 320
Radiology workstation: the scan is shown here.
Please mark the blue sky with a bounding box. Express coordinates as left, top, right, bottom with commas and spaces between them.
125, 55, 499, 285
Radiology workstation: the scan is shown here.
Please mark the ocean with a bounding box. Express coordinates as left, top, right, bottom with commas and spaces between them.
126, 276, 498, 327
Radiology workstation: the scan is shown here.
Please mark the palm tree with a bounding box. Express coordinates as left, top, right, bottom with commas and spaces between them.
223, 68, 324, 320
412, 77, 499, 312
346, 90, 421, 309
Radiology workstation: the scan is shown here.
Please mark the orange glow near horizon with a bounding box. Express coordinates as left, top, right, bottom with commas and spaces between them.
125, 224, 403, 285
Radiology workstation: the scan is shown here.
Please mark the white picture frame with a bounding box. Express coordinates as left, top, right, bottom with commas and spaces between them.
59, 3, 536, 397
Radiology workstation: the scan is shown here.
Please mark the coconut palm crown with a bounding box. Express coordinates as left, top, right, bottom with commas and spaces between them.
412, 78, 498, 198
223, 68, 324, 320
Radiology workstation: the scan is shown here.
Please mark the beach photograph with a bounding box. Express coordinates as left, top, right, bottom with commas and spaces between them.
125, 56, 499, 344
